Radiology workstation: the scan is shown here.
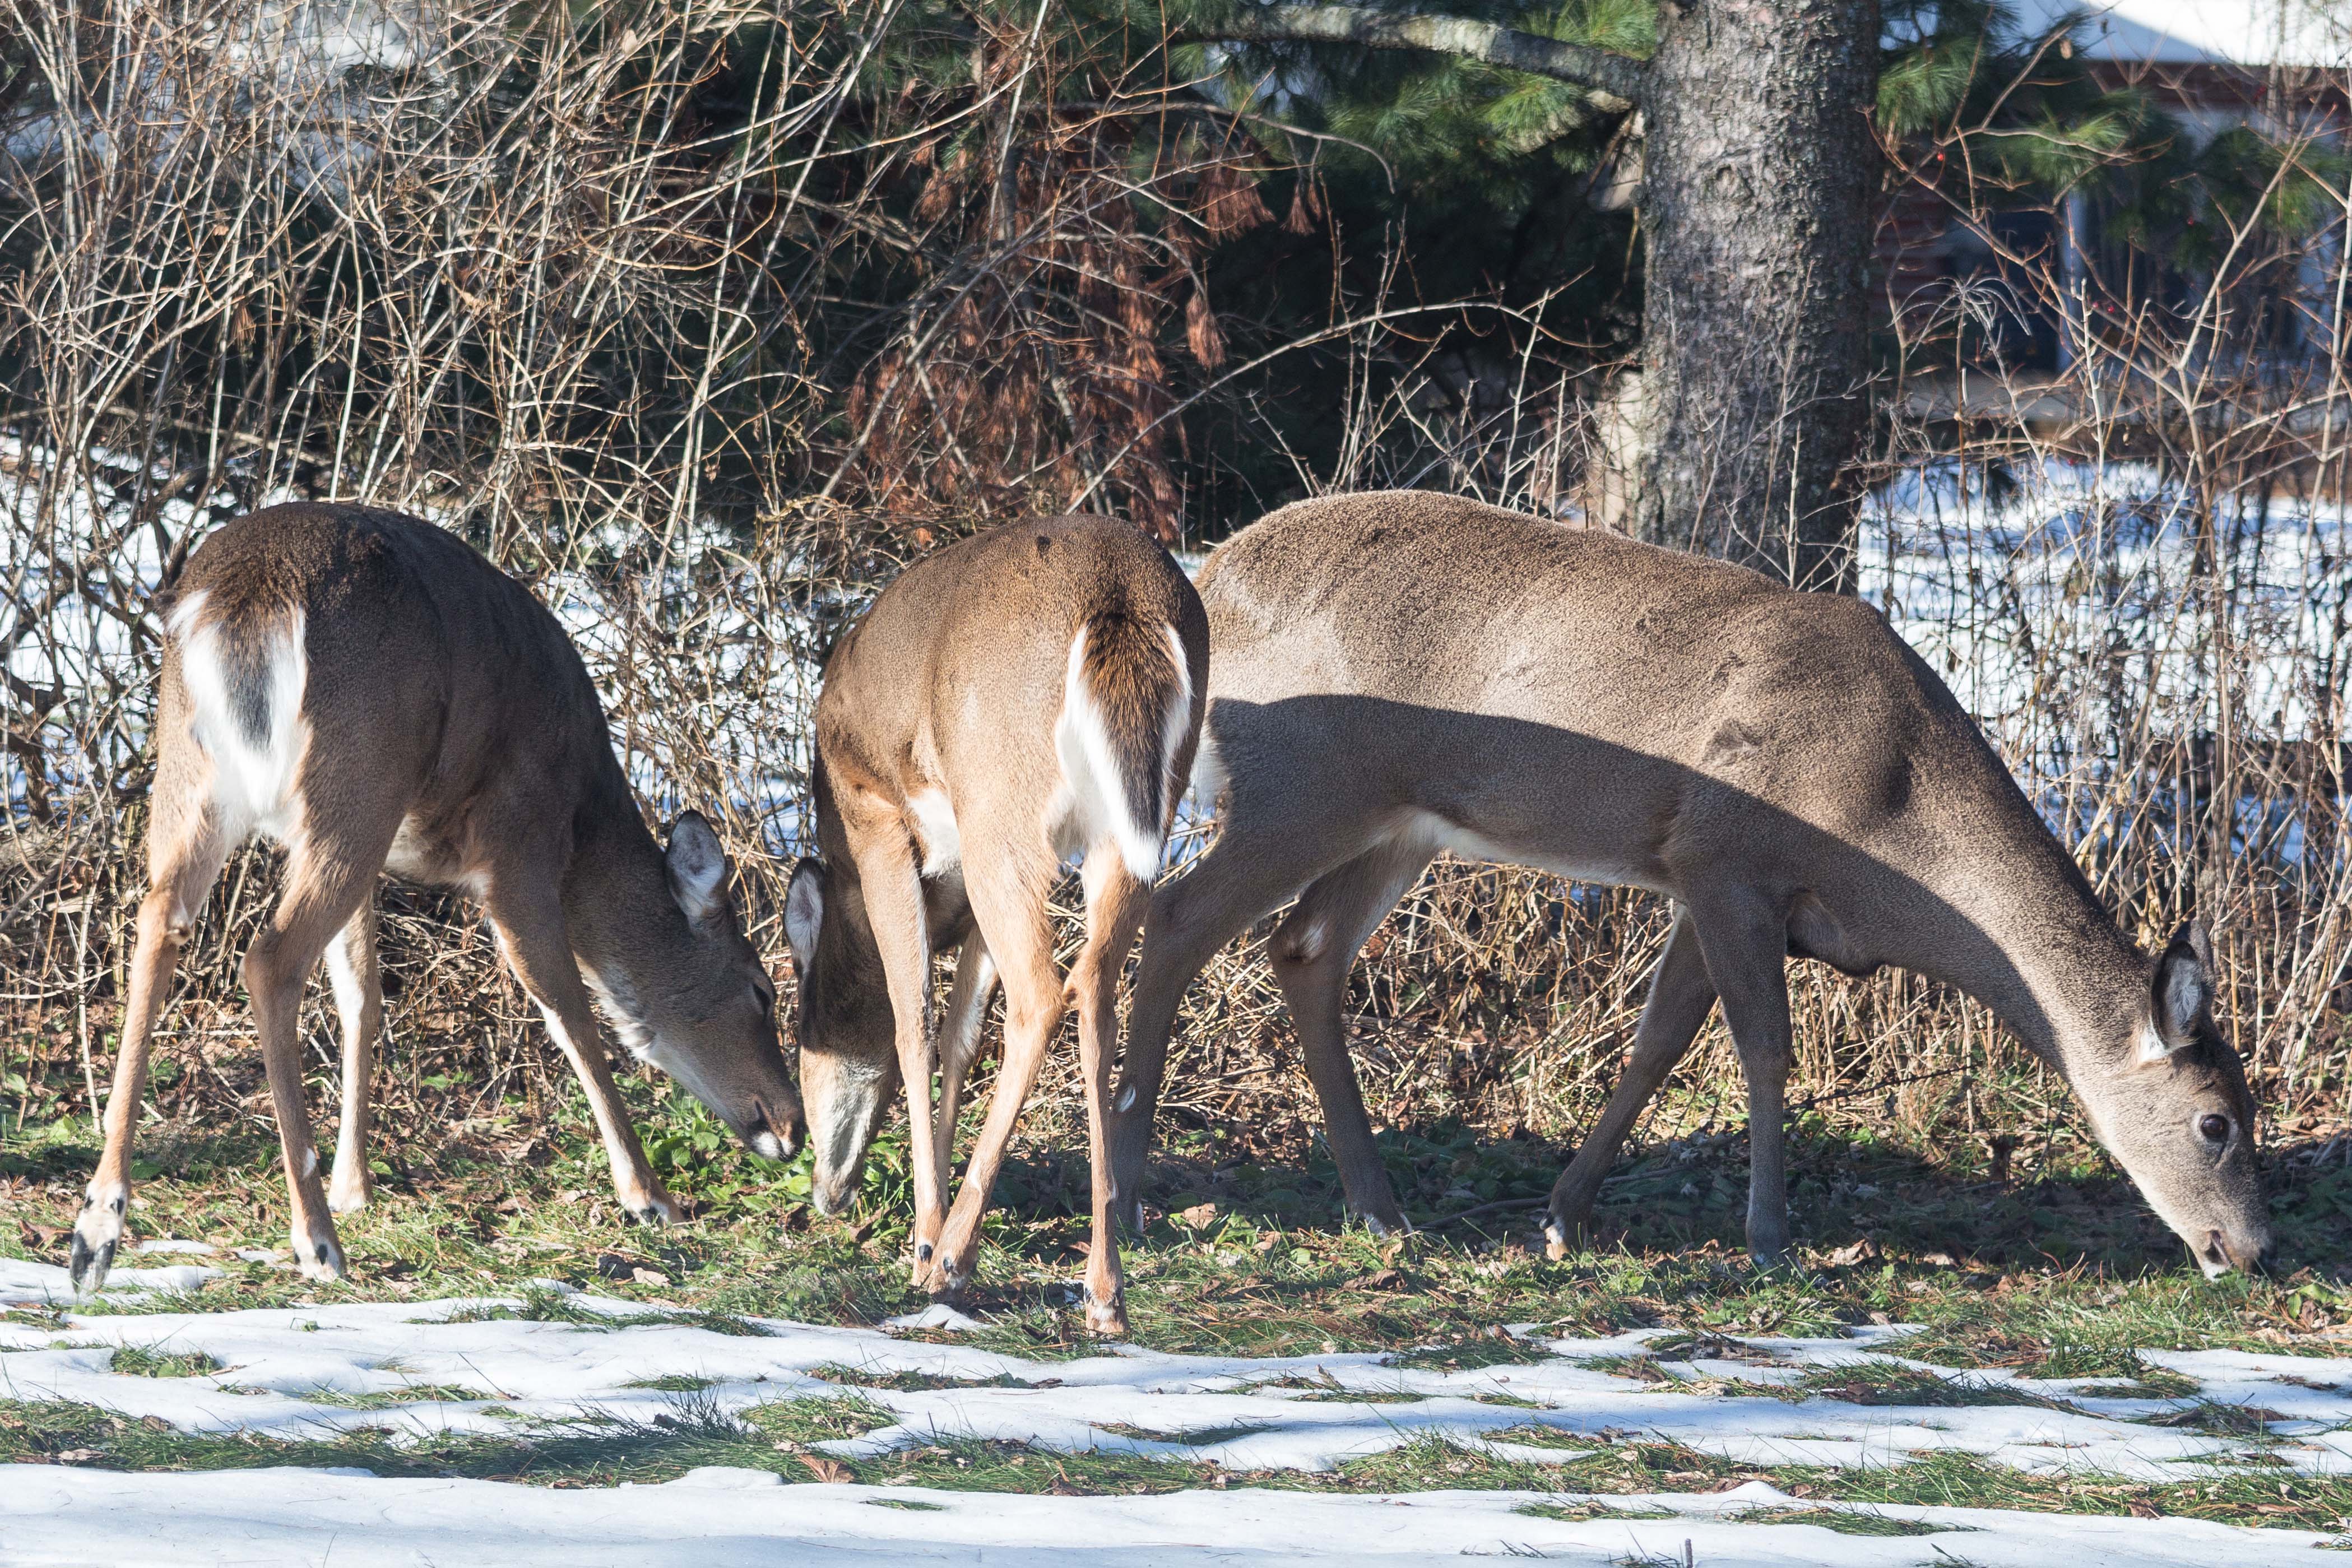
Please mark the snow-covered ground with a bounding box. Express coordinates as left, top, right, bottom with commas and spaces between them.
2, 1253, 2346, 1565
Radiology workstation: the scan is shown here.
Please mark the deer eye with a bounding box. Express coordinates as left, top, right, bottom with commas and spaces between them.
2197, 1113, 2230, 1143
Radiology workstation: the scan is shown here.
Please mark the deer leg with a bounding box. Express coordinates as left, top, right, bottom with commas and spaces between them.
932, 938, 998, 1207
1110, 820, 1356, 1228
245, 842, 389, 1282
837, 806, 945, 1279
925, 840, 1061, 1305
1266, 840, 1434, 1235
487, 885, 680, 1226
1546, 907, 1717, 1254
1066, 849, 1151, 1335
1688, 896, 1797, 1265
323, 898, 382, 1215
71, 806, 230, 1294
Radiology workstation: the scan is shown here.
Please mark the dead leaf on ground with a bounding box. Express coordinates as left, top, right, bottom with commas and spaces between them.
1176, 1203, 1218, 1228
796, 1454, 852, 1483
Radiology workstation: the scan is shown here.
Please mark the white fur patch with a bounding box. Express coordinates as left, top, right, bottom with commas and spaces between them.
1160, 624, 1195, 821
2137, 1017, 2187, 1067
908, 788, 962, 877
1052, 623, 1179, 883
174, 593, 310, 843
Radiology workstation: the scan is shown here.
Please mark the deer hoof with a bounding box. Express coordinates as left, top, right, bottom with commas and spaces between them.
1081, 1286, 1128, 1339
327, 1172, 372, 1216
294, 1228, 347, 1283
69, 1186, 127, 1295
628, 1191, 685, 1227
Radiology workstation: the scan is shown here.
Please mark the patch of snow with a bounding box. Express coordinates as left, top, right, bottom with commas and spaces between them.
885, 1303, 989, 1333
0, 1463, 2339, 1566
1, 1282, 2347, 1485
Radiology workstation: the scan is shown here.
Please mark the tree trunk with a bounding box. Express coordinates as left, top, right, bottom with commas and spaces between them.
1630, 0, 1879, 590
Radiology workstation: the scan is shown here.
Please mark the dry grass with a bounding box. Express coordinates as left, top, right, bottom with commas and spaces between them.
0, 0, 2347, 1203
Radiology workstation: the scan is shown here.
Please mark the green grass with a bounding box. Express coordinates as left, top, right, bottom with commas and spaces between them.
1744, 1506, 1957, 1537
105, 1345, 221, 1379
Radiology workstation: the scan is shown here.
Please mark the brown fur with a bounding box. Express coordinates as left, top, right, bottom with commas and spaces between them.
785, 517, 1208, 1333
69, 504, 800, 1292
1106, 490, 2269, 1274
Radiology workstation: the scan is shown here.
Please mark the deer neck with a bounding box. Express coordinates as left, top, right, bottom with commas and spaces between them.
1910, 832, 2145, 1086
558, 782, 677, 1050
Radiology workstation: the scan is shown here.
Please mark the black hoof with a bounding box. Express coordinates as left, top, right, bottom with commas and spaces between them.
68, 1233, 114, 1295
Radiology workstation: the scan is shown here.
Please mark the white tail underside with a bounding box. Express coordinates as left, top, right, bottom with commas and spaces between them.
171, 591, 310, 841
1053, 622, 1189, 882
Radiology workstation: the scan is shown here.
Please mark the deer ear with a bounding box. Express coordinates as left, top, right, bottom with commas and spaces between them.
2143, 921, 2215, 1063
785, 859, 824, 971
665, 811, 729, 924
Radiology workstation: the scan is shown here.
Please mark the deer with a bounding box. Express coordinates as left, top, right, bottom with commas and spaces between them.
1105, 490, 2273, 1277
783, 516, 1207, 1335
68, 503, 804, 1293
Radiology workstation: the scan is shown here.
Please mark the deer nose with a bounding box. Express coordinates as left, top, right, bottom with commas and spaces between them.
749, 1097, 803, 1162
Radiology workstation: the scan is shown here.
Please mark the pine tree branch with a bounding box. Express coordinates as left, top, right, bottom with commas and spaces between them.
1181, 4, 1645, 111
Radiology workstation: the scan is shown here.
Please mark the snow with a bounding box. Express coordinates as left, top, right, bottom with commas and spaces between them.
1, 1464, 2342, 1566
7, 1258, 2350, 1481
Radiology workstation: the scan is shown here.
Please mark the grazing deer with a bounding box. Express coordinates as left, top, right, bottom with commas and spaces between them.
1106, 490, 2271, 1275
69, 504, 802, 1293
784, 516, 1207, 1334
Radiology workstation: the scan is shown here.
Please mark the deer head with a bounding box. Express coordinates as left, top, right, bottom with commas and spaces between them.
2071, 922, 2270, 1277
782, 854, 899, 1214
596, 814, 805, 1163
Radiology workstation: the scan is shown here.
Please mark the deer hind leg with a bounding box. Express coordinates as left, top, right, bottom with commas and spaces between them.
71, 793, 233, 1293
1266, 839, 1435, 1236
836, 800, 946, 1278
1686, 893, 1797, 1265
323, 899, 381, 1214
925, 834, 1060, 1305
1066, 848, 1152, 1335
486, 881, 680, 1227
1545, 907, 1717, 1255
1110, 815, 1363, 1228
245, 834, 395, 1282
931, 938, 999, 1212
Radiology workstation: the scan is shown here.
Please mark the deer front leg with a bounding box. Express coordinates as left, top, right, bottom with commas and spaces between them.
1690, 896, 1797, 1266
933, 939, 998, 1206
1546, 908, 1717, 1255
489, 889, 681, 1226
323, 901, 382, 1215
1267, 842, 1432, 1236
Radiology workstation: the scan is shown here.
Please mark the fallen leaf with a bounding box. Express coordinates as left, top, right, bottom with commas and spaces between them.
796, 1454, 852, 1483
55, 1448, 101, 1464
1177, 1203, 1218, 1228
1347, 1268, 1407, 1292
630, 1267, 671, 1287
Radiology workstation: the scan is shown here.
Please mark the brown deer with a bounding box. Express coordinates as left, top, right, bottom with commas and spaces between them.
783, 517, 1207, 1334
1106, 490, 2272, 1275
69, 504, 802, 1293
